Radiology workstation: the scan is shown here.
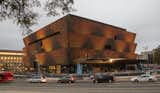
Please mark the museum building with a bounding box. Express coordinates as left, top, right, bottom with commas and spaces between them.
23, 14, 137, 74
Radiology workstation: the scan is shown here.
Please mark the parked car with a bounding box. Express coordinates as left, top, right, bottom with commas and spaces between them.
0, 72, 14, 82
130, 74, 157, 82
27, 75, 47, 83
57, 74, 75, 83
93, 73, 114, 83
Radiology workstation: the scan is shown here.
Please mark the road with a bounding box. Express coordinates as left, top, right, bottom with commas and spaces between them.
0, 79, 160, 93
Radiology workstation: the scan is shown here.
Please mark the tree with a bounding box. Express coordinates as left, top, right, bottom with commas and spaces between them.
0, 0, 74, 35
153, 45, 160, 64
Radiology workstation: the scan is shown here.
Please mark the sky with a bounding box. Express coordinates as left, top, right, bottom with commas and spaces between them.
0, 0, 160, 54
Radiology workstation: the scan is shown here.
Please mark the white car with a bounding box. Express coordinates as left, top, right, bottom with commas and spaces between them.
27, 75, 47, 83
130, 74, 157, 82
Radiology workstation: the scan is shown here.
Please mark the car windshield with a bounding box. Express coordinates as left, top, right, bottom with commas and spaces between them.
32, 76, 41, 79
61, 75, 70, 79
140, 74, 150, 77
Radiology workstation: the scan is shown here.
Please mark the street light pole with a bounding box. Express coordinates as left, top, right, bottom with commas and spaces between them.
33, 59, 40, 74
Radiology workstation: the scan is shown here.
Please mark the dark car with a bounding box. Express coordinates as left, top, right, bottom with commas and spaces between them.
93, 73, 114, 83
57, 74, 75, 83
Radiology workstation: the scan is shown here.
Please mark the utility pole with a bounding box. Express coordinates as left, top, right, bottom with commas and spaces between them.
33, 59, 40, 75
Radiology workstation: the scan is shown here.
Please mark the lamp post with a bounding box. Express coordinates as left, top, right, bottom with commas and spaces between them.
33, 59, 40, 74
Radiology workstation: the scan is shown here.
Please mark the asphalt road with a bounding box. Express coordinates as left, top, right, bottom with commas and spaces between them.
0, 79, 160, 93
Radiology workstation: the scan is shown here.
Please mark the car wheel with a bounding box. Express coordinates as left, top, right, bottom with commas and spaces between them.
71, 81, 74, 83
148, 79, 153, 82
134, 79, 139, 82
93, 80, 96, 83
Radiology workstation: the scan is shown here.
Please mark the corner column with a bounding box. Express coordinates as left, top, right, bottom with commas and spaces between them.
76, 63, 82, 75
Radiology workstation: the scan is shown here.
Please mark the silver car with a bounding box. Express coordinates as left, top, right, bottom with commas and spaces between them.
130, 74, 157, 82
27, 75, 47, 83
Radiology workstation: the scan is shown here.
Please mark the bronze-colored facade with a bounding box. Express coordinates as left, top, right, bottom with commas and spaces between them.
23, 14, 137, 73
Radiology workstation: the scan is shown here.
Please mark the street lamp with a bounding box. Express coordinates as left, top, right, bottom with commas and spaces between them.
33, 59, 41, 74
109, 59, 113, 63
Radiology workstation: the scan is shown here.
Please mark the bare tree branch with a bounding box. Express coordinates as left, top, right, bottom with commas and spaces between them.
0, 0, 74, 36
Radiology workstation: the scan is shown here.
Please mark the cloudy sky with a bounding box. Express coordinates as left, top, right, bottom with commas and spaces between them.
0, 0, 160, 54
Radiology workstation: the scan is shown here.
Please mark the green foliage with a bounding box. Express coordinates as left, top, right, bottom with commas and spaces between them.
153, 46, 160, 64
0, 0, 74, 35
